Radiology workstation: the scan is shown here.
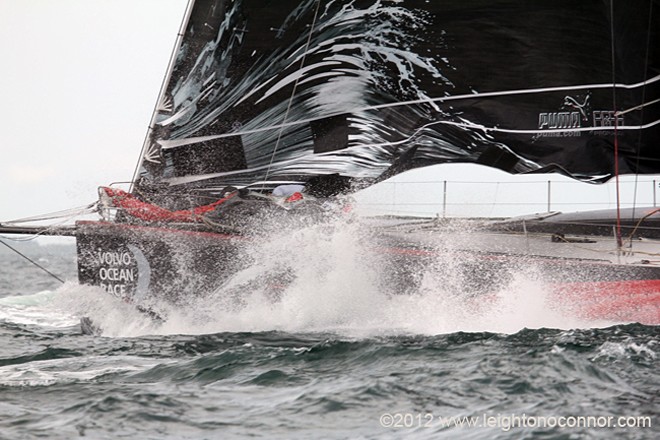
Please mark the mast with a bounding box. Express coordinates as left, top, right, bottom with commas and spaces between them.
129, 0, 197, 193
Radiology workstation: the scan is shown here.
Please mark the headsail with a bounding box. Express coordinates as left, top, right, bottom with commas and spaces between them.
133, 0, 659, 207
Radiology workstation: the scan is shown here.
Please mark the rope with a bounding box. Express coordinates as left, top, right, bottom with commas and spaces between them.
2, 203, 97, 225
609, 0, 623, 248
617, 98, 660, 116
625, 208, 660, 246
261, 0, 322, 190
200, 216, 243, 234
0, 239, 65, 283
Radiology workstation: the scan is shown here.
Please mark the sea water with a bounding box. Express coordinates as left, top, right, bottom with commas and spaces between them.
0, 235, 657, 440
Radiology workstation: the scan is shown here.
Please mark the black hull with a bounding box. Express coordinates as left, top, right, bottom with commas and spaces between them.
75, 214, 660, 327
76, 221, 246, 305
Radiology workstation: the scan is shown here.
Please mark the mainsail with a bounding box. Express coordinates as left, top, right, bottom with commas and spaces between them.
133, 0, 659, 208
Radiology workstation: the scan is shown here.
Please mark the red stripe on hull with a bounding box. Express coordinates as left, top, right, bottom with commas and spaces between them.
552, 279, 660, 325
76, 220, 247, 241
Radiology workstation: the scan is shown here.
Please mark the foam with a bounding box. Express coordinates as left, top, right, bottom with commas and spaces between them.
139, 217, 608, 337
0, 355, 167, 387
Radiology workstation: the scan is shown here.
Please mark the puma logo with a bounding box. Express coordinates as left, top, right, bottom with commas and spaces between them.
563, 95, 590, 121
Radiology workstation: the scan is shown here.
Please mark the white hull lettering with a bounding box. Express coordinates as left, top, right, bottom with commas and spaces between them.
100, 283, 127, 297
96, 251, 133, 266
99, 267, 135, 282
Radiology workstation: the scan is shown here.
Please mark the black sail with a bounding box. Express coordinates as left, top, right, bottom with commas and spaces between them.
133, 0, 660, 207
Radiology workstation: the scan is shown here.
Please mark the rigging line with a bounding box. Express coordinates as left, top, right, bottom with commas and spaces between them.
610, 0, 623, 249
616, 98, 660, 116
0, 239, 64, 283
2, 203, 98, 225
631, 0, 654, 226
261, 0, 322, 191
625, 208, 660, 247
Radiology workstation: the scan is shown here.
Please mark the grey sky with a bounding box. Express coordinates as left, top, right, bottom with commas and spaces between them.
0, 0, 186, 221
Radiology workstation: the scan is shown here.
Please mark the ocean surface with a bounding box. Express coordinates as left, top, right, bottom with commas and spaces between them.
0, 239, 658, 439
